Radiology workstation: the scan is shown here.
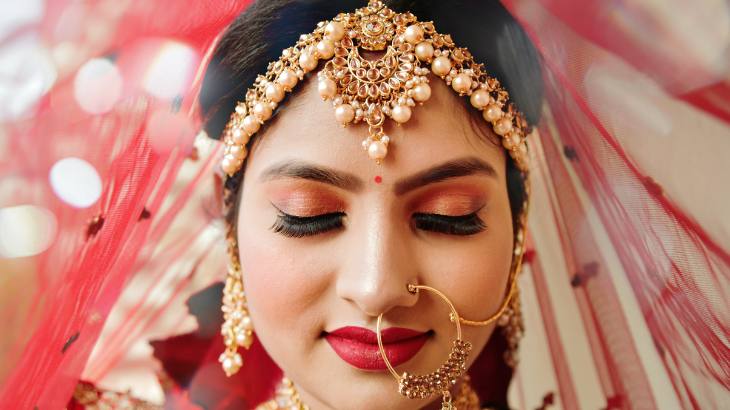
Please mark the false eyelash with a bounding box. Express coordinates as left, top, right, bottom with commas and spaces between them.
412, 212, 487, 236
270, 211, 345, 238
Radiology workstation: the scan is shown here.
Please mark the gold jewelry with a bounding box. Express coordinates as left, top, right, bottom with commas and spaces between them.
256, 375, 482, 410
219, 233, 255, 376
498, 286, 524, 368
220, 0, 530, 175
377, 284, 472, 410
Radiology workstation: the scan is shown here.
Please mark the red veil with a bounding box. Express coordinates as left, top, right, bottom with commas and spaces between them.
0, 0, 727, 408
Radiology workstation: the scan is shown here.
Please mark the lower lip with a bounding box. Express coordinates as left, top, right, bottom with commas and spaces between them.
325, 331, 429, 371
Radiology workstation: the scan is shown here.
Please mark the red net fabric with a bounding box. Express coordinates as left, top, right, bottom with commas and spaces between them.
0, 0, 727, 409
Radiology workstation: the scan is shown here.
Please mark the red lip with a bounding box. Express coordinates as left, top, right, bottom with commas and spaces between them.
325, 326, 429, 371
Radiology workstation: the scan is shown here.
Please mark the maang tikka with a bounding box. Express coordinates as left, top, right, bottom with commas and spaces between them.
220, 0, 530, 176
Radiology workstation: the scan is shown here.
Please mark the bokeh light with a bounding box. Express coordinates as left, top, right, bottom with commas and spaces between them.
0, 35, 57, 121
0, 205, 57, 258
49, 157, 102, 208
74, 57, 123, 114
142, 41, 198, 101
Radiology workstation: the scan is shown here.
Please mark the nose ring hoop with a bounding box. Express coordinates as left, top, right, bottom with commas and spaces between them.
376, 284, 472, 408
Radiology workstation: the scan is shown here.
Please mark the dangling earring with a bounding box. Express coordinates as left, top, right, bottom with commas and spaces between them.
497, 286, 523, 368
219, 235, 254, 377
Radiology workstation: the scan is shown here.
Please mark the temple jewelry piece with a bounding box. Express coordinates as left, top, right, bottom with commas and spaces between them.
377, 284, 472, 410
219, 234, 255, 376
221, 0, 530, 175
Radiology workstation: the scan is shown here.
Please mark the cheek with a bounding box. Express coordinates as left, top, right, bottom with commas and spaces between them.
420, 199, 514, 319
236, 198, 331, 342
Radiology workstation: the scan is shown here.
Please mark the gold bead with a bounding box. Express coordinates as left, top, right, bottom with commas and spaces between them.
221, 155, 238, 175
412, 83, 431, 102
298, 51, 318, 72
415, 41, 434, 61
231, 128, 245, 144
253, 102, 272, 121
229, 144, 246, 159
318, 78, 337, 100
278, 69, 298, 91
470, 89, 490, 109
265, 82, 284, 103
431, 56, 451, 77
325, 21, 345, 41
494, 118, 513, 136
316, 39, 335, 59
404, 24, 424, 44
391, 105, 411, 123
451, 73, 472, 94
334, 104, 355, 125
482, 104, 502, 122
242, 115, 260, 134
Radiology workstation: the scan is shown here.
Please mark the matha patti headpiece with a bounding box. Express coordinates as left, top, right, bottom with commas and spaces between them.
220, 0, 531, 175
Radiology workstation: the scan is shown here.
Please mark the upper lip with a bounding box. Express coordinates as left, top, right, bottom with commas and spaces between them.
326, 326, 428, 344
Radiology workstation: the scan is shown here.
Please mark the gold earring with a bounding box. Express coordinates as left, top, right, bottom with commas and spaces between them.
377, 284, 472, 410
498, 286, 523, 368
219, 235, 254, 377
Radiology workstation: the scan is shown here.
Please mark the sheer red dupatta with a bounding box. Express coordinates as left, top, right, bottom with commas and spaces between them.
0, 1, 250, 408
502, 0, 729, 408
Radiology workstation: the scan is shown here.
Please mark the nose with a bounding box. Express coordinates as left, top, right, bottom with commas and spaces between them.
336, 208, 418, 317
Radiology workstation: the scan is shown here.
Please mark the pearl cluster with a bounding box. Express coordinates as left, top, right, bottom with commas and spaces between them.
219, 237, 254, 377
221, 0, 530, 176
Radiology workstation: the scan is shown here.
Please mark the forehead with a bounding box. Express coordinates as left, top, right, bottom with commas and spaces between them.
245, 73, 506, 178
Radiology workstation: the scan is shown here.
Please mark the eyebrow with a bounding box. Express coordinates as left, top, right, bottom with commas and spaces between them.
259, 156, 497, 195
393, 156, 497, 195
259, 160, 364, 192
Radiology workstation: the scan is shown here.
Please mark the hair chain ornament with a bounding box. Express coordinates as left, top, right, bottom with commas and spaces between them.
377, 284, 472, 410
220, 0, 530, 175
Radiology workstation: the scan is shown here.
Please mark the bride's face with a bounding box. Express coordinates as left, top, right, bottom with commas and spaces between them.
236, 76, 514, 409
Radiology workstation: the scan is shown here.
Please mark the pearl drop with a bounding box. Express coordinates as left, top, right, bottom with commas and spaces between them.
325, 21, 345, 41
368, 140, 388, 160
253, 102, 272, 121
412, 83, 431, 102
279, 69, 298, 90
391, 105, 411, 123
235, 104, 246, 115
242, 115, 260, 134
482, 104, 502, 122
265, 83, 284, 103
221, 156, 237, 175
241, 315, 253, 330
470, 89, 490, 109
229, 145, 246, 159
231, 128, 245, 144
494, 118, 513, 136
316, 39, 335, 59
318, 78, 337, 99
508, 132, 521, 146
415, 41, 434, 61
451, 73, 472, 94
334, 104, 355, 124
404, 24, 424, 44
431, 56, 451, 77
298, 52, 318, 72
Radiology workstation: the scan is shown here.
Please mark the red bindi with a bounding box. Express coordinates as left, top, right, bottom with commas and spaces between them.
374, 175, 382, 184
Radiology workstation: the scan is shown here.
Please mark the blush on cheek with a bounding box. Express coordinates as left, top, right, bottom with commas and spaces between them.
237, 230, 330, 343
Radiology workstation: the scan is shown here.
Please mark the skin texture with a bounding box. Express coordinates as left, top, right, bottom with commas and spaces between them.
236, 74, 514, 409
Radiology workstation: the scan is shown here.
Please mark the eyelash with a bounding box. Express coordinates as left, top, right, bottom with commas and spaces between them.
270, 210, 486, 238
